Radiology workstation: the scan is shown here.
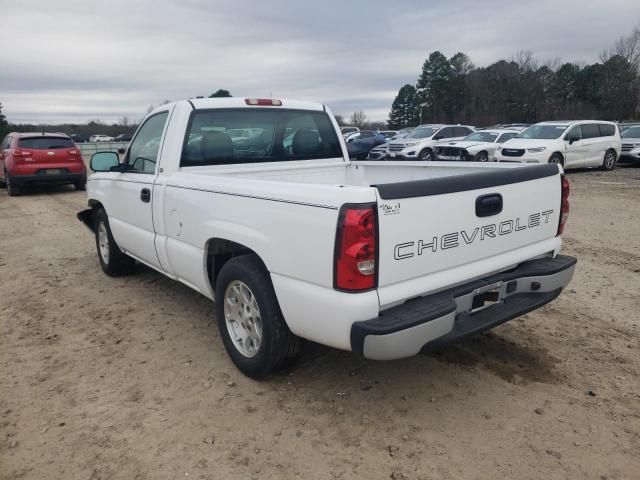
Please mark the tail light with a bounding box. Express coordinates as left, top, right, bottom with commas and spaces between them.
334, 204, 378, 291
11, 149, 27, 162
557, 175, 570, 235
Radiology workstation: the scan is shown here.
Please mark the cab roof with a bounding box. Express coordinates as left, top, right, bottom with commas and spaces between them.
187, 97, 325, 111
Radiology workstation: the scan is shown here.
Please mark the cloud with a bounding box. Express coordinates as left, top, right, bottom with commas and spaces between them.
1, 0, 638, 124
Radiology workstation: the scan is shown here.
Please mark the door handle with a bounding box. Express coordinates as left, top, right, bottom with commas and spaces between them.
140, 188, 151, 203
475, 193, 503, 217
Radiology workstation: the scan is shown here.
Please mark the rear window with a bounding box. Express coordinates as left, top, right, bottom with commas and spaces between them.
181, 108, 342, 166
18, 137, 74, 149
598, 124, 615, 136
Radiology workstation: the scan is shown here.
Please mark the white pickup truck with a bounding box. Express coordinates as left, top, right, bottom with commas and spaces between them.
78, 97, 576, 378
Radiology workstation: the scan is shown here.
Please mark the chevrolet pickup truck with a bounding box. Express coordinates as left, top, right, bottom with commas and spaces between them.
78, 97, 576, 378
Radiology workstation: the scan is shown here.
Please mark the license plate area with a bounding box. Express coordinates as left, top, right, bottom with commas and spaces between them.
470, 282, 503, 313
45, 169, 61, 175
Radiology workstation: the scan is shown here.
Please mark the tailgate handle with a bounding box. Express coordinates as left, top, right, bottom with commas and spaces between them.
475, 193, 503, 217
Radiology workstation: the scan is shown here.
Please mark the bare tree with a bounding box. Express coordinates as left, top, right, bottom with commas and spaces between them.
600, 22, 640, 71
350, 111, 368, 127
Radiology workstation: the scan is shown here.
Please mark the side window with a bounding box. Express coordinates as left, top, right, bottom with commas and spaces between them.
436, 127, 454, 139
566, 125, 582, 141
581, 123, 600, 139
598, 124, 615, 136
1, 136, 10, 150
455, 127, 471, 137
126, 112, 169, 173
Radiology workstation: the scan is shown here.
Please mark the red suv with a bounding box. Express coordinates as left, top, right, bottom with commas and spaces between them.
0, 132, 87, 196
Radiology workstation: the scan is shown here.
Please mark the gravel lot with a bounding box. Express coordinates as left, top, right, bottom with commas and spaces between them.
1, 165, 639, 480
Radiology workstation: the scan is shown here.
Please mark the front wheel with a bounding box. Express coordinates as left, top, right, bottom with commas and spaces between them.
215, 255, 302, 379
418, 148, 434, 161
600, 149, 617, 171
475, 151, 489, 162
94, 208, 135, 276
548, 153, 563, 166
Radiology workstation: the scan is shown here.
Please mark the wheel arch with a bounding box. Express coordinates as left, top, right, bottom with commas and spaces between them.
204, 237, 268, 291
77, 199, 106, 233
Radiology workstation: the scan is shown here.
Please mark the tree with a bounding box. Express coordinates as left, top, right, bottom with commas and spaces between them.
350, 111, 368, 127
388, 84, 419, 129
333, 114, 345, 126
0, 102, 8, 139
209, 89, 232, 98
416, 51, 453, 122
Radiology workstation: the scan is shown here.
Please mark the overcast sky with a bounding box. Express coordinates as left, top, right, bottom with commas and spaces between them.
1, 0, 638, 124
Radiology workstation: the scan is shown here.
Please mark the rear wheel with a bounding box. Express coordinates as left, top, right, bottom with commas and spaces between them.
418, 148, 434, 161
6, 172, 21, 196
600, 149, 617, 171
215, 255, 302, 379
74, 180, 86, 191
94, 208, 135, 276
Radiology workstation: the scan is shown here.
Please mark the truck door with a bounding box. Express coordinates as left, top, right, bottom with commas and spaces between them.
106, 110, 170, 269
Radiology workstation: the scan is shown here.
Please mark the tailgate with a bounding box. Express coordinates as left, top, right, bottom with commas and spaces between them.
374, 164, 561, 291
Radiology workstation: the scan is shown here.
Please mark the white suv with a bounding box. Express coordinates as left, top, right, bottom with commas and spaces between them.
385, 124, 475, 161
496, 121, 622, 170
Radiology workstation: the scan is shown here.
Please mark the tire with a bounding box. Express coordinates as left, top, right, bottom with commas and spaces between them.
94, 208, 135, 276
74, 180, 86, 191
6, 172, 21, 197
418, 148, 434, 161
548, 153, 563, 166
215, 255, 302, 379
600, 149, 617, 171
475, 151, 489, 162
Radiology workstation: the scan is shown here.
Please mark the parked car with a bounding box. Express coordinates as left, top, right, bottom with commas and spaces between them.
495, 121, 622, 170
379, 130, 398, 140
385, 124, 475, 161
340, 126, 359, 137
619, 122, 640, 133
366, 142, 389, 160
434, 129, 520, 162
114, 134, 132, 142
346, 132, 387, 159
344, 130, 380, 143
619, 125, 640, 165
69, 133, 88, 143
77, 97, 575, 378
389, 127, 415, 141
90, 134, 114, 142
0, 132, 87, 196
480, 123, 530, 131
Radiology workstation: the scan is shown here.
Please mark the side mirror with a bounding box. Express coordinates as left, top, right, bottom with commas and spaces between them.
90, 151, 120, 172
433, 135, 443, 140
566, 136, 578, 145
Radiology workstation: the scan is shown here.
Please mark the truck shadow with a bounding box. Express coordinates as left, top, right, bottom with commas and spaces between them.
293, 327, 560, 387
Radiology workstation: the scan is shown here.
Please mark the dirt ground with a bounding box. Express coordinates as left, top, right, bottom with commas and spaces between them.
1, 165, 639, 480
